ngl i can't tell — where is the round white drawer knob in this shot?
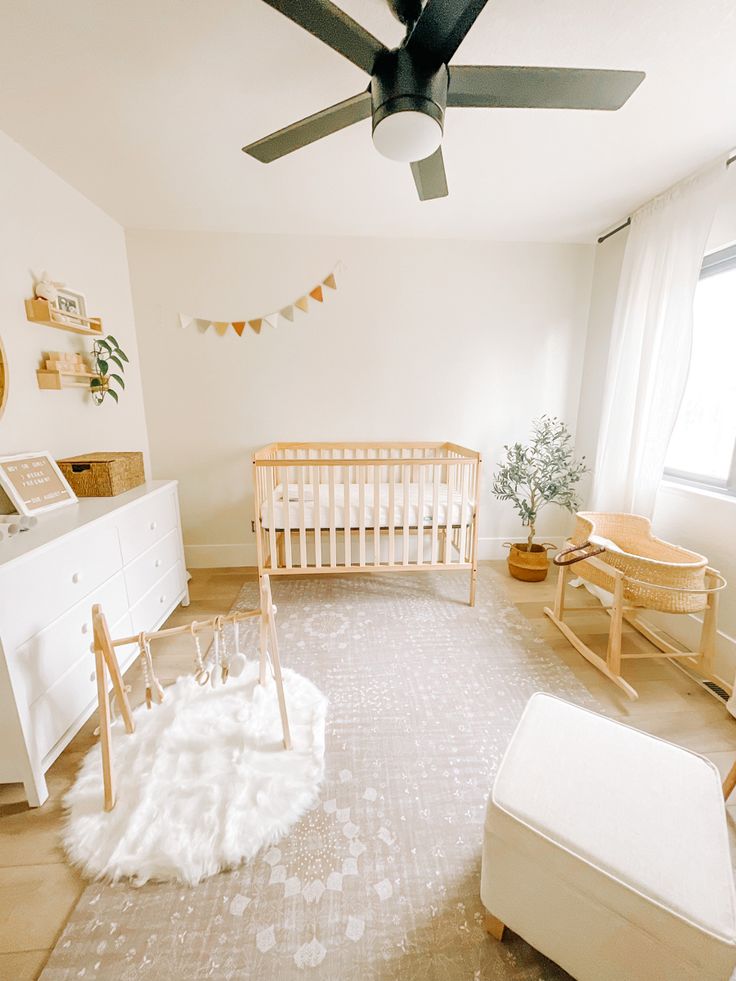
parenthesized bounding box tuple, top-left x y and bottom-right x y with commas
(72, 572, 82, 584)
(81, 623, 89, 635)
(155, 558, 162, 568)
(149, 521, 157, 531)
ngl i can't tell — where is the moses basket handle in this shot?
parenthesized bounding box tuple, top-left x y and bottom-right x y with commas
(553, 540, 606, 566)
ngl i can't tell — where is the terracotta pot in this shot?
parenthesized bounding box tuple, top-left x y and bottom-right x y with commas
(505, 543, 554, 582)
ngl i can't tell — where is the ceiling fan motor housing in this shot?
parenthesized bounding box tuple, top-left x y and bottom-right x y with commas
(371, 48, 448, 139)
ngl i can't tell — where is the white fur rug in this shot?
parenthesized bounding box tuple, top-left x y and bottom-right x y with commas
(62, 663, 327, 886)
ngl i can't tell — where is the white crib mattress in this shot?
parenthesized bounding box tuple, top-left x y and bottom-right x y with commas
(260, 483, 474, 531)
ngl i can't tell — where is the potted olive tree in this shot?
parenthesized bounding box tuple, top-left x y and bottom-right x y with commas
(492, 416, 586, 582)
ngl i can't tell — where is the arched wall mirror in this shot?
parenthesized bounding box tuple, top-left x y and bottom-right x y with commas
(0, 337, 6, 420)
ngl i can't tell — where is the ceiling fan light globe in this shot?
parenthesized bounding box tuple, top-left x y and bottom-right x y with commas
(372, 110, 442, 163)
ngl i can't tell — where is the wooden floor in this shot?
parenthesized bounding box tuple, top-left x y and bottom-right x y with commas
(2, 562, 736, 980)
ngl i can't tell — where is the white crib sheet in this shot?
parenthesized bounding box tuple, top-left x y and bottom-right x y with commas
(260, 482, 474, 531)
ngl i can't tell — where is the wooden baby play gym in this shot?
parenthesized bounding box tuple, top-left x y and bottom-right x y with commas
(91, 574, 290, 811)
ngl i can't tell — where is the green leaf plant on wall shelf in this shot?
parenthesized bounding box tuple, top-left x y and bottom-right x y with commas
(90, 335, 128, 405)
(492, 415, 587, 582)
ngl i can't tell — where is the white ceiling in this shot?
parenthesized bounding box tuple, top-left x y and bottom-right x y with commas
(0, 0, 734, 242)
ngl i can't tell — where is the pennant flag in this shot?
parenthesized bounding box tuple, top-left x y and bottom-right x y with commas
(295, 296, 309, 313)
(309, 285, 324, 303)
(232, 321, 247, 337)
(214, 321, 229, 336)
(323, 272, 337, 290)
(178, 313, 194, 329)
(249, 319, 263, 334)
(264, 313, 279, 329)
(280, 305, 294, 322)
(195, 319, 211, 332)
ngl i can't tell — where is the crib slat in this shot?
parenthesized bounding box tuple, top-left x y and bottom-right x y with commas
(329, 463, 337, 568)
(283, 461, 292, 569)
(313, 465, 322, 569)
(444, 459, 454, 565)
(459, 462, 469, 563)
(298, 462, 307, 569)
(431, 463, 440, 564)
(268, 468, 278, 570)
(373, 461, 381, 567)
(402, 455, 410, 566)
(344, 469, 352, 568)
(359, 460, 366, 567)
(388, 458, 396, 565)
(417, 459, 425, 566)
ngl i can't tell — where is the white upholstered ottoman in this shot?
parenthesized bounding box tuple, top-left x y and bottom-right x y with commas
(481, 693, 736, 981)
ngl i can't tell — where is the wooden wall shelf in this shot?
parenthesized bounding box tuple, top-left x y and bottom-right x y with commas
(25, 298, 102, 336)
(36, 369, 104, 391)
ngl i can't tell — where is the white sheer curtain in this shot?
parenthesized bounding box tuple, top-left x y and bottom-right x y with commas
(590, 159, 728, 516)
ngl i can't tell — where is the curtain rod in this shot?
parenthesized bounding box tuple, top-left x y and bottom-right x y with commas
(597, 153, 736, 245)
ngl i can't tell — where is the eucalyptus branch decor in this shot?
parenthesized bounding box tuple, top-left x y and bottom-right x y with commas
(492, 416, 587, 581)
(90, 335, 128, 405)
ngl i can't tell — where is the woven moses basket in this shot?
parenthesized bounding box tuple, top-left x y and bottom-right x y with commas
(569, 511, 709, 614)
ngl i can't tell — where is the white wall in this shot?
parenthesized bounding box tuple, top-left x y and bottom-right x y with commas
(125, 229, 594, 567)
(578, 162, 736, 684)
(0, 130, 149, 467)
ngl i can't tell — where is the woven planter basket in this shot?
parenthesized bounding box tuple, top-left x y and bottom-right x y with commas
(569, 511, 708, 614)
(58, 452, 145, 497)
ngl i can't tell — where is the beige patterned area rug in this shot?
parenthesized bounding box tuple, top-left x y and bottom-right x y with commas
(44, 568, 597, 980)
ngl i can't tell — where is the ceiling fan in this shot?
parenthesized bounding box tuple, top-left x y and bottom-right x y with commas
(242, 0, 645, 201)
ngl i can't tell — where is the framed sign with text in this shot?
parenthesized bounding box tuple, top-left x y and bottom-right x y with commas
(0, 452, 77, 516)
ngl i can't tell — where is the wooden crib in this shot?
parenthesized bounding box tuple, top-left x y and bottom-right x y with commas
(252, 442, 482, 604)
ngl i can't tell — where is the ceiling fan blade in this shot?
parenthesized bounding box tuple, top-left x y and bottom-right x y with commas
(410, 146, 449, 200)
(243, 91, 372, 163)
(260, 0, 387, 74)
(405, 0, 490, 72)
(448, 65, 645, 110)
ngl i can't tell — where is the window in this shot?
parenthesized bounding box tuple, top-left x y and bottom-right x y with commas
(664, 244, 736, 493)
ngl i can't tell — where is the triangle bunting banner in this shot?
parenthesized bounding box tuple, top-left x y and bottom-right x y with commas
(176, 263, 339, 339)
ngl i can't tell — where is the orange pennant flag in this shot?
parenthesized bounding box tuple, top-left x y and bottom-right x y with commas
(214, 322, 229, 336)
(295, 296, 309, 313)
(309, 285, 324, 303)
(323, 272, 337, 290)
(249, 319, 263, 334)
(232, 321, 247, 337)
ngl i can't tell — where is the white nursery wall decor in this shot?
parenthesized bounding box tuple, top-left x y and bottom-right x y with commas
(178, 264, 340, 337)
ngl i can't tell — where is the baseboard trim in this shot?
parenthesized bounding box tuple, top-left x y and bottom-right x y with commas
(185, 544, 258, 568)
(186, 536, 566, 568)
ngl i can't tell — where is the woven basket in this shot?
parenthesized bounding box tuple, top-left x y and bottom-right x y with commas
(569, 512, 708, 614)
(57, 452, 145, 497)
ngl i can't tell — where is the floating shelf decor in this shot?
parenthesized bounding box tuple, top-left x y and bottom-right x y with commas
(36, 351, 104, 391)
(25, 298, 102, 336)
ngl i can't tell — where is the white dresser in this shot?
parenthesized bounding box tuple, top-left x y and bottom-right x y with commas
(0, 480, 189, 806)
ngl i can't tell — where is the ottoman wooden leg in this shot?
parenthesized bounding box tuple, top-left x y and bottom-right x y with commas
(484, 912, 506, 941)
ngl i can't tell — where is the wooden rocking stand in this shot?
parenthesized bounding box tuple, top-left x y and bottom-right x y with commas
(544, 550, 726, 703)
(92, 574, 291, 812)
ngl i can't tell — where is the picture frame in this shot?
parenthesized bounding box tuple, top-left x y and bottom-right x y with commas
(0, 451, 78, 517)
(53, 287, 87, 324)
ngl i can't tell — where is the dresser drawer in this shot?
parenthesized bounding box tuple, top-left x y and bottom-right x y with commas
(124, 529, 180, 608)
(129, 561, 185, 636)
(6, 521, 123, 646)
(30, 612, 135, 763)
(15, 574, 129, 708)
(117, 489, 178, 565)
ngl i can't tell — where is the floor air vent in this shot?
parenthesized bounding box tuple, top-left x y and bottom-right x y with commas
(702, 680, 730, 701)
